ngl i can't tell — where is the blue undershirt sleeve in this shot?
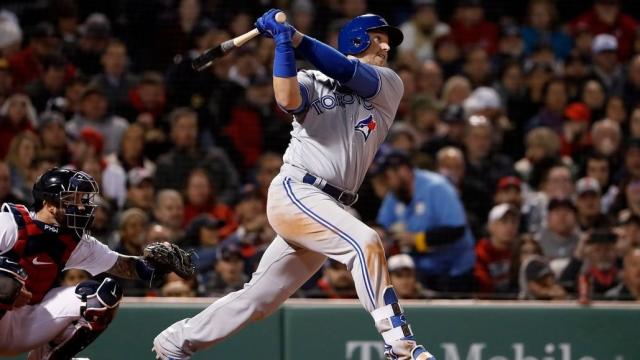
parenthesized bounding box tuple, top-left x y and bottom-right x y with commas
(296, 35, 379, 98)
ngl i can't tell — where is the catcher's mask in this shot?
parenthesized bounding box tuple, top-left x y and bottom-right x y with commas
(33, 168, 100, 237)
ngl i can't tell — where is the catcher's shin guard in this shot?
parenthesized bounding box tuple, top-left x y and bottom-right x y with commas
(372, 286, 436, 360)
(44, 278, 122, 360)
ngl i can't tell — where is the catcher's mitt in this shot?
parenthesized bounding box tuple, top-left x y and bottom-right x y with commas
(143, 242, 196, 279)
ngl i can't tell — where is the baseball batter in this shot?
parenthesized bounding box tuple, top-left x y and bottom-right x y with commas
(153, 9, 436, 360)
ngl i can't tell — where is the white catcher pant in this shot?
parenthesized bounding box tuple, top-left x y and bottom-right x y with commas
(0, 286, 82, 357)
(156, 168, 391, 355)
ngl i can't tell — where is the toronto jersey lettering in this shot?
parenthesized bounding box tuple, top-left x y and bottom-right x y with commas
(282, 65, 403, 193)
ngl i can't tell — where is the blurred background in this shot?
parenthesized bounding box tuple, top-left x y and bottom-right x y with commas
(1, 0, 640, 305)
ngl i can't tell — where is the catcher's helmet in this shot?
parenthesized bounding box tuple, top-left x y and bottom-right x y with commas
(338, 14, 404, 55)
(33, 168, 99, 236)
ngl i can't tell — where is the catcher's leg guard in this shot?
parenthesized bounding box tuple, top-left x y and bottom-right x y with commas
(43, 278, 122, 360)
(371, 286, 436, 360)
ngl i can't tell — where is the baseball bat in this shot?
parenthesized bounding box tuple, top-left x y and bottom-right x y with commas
(191, 11, 287, 71)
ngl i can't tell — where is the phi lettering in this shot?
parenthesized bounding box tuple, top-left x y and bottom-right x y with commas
(44, 224, 59, 233)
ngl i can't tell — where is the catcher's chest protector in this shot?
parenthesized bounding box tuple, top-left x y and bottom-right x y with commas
(2, 203, 81, 304)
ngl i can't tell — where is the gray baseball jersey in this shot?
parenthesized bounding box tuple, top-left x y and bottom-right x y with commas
(283, 66, 404, 192)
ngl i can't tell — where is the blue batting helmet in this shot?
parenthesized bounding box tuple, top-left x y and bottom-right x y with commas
(338, 14, 404, 55)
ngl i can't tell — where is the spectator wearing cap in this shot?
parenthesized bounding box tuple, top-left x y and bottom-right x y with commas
(103, 123, 155, 208)
(305, 259, 358, 299)
(154, 108, 240, 205)
(0, 94, 37, 159)
(525, 78, 569, 135)
(560, 229, 619, 298)
(68, 13, 112, 76)
(605, 248, 640, 301)
(463, 115, 514, 197)
(8, 22, 70, 90)
(560, 102, 591, 158)
(575, 177, 610, 232)
(494, 176, 528, 233)
(179, 214, 224, 271)
(397, 0, 450, 64)
(90, 39, 139, 116)
(570, 0, 638, 61)
(66, 85, 128, 154)
(201, 243, 249, 297)
(518, 256, 567, 300)
(377, 151, 475, 293)
(436, 146, 491, 238)
(67, 127, 104, 173)
(591, 34, 625, 96)
(535, 198, 580, 266)
(623, 55, 640, 112)
(388, 254, 431, 300)
(494, 23, 525, 69)
(24, 54, 68, 112)
(123, 167, 155, 214)
(494, 176, 523, 210)
(449, 0, 498, 55)
(114, 207, 153, 296)
(520, 0, 572, 59)
(475, 204, 520, 296)
(153, 189, 186, 241)
(182, 167, 238, 239)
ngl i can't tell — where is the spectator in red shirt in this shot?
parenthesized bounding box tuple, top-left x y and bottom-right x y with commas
(8, 22, 73, 90)
(450, 0, 498, 55)
(569, 0, 638, 61)
(475, 203, 520, 296)
(182, 167, 238, 239)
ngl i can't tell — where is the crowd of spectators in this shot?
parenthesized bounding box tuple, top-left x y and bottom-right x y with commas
(1, 0, 640, 302)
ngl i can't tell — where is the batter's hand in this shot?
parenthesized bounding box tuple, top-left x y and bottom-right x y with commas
(255, 9, 294, 39)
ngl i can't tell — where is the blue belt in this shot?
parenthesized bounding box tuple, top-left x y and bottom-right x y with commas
(302, 173, 359, 206)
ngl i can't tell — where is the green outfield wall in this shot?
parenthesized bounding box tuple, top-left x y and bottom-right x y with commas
(5, 300, 639, 360)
